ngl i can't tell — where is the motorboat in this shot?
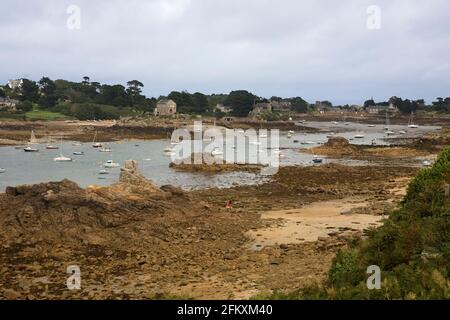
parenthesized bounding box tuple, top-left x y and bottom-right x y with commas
(354, 134, 365, 139)
(99, 147, 112, 152)
(422, 160, 432, 167)
(399, 130, 407, 134)
(386, 130, 395, 135)
(368, 124, 376, 128)
(24, 146, 39, 152)
(99, 169, 109, 175)
(0, 168, 5, 173)
(312, 155, 323, 163)
(46, 145, 59, 150)
(73, 151, 84, 156)
(54, 155, 73, 162)
(104, 160, 120, 168)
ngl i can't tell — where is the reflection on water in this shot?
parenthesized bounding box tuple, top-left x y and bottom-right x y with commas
(0, 122, 440, 191)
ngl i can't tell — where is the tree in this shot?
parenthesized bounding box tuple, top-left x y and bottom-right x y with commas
(16, 100, 33, 112)
(20, 79, 39, 103)
(223, 90, 255, 117)
(126, 80, 144, 97)
(168, 91, 193, 113)
(0, 87, 5, 98)
(364, 99, 376, 108)
(37, 77, 57, 108)
(290, 97, 309, 113)
(82, 76, 90, 85)
(191, 92, 209, 114)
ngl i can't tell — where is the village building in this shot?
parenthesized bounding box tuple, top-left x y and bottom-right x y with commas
(366, 102, 399, 114)
(154, 99, 177, 116)
(248, 102, 272, 117)
(215, 104, 232, 114)
(0, 97, 19, 112)
(270, 100, 292, 111)
(7, 79, 23, 90)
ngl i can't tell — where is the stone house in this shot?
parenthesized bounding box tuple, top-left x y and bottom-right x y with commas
(154, 99, 177, 116)
(270, 100, 292, 111)
(0, 97, 19, 112)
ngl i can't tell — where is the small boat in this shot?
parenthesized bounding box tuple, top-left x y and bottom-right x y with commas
(99, 169, 109, 175)
(72, 142, 82, 147)
(24, 146, 39, 152)
(386, 130, 395, 135)
(92, 131, 102, 148)
(104, 160, 120, 168)
(54, 155, 73, 162)
(332, 121, 339, 125)
(288, 130, 295, 134)
(422, 160, 432, 167)
(46, 145, 59, 150)
(301, 141, 315, 145)
(312, 155, 323, 163)
(99, 147, 112, 152)
(399, 130, 407, 134)
(326, 133, 335, 138)
(73, 151, 84, 156)
(293, 140, 299, 143)
(354, 134, 365, 139)
(0, 168, 5, 173)
(344, 122, 350, 126)
(287, 133, 293, 139)
(408, 112, 419, 128)
(211, 148, 223, 156)
(164, 147, 175, 153)
(54, 136, 73, 162)
(367, 124, 376, 128)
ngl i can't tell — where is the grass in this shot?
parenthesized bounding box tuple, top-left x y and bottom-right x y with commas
(25, 108, 70, 121)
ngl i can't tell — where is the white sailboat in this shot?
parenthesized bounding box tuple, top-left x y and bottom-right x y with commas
(24, 130, 39, 152)
(408, 112, 419, 128)
(46, 136, 59, 149)
(92, 131, 102, 148)
(54, 137, 73, 162)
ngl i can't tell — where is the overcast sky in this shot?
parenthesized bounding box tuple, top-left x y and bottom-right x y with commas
(1, 0, 449, 104)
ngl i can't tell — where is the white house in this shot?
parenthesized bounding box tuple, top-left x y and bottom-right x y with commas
(7, 79, 23, 90)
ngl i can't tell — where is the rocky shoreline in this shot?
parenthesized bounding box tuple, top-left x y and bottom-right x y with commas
(0, 159, 418, 299)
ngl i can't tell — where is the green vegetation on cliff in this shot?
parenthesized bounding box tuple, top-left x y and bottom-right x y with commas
(267, 147, 450, 299)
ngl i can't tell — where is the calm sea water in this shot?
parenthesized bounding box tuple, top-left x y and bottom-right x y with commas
(0, 122, 440, 191)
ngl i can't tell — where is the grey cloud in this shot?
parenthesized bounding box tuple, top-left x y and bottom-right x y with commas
(0, 0, 449, 104)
